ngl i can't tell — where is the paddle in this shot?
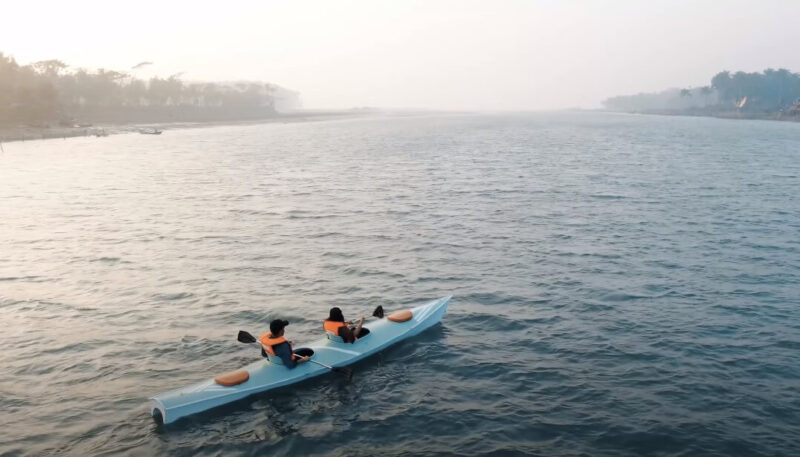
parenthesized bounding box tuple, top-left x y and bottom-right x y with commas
(346, 305, 384, 324)
(237, 330, 353, 380)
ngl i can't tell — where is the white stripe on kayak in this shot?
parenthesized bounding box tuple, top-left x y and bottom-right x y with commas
(323, 347, 360, 356)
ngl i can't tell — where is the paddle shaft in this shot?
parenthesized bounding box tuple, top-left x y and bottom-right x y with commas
(245, 340, 321, 364)
(346, 306, 385, 326)
(307, 359, 336, 370)
(246, 340, 347, 372)
(345, 304, 385, 324)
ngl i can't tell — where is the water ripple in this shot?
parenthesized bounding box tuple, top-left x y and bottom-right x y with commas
(1, 113, 799, 456)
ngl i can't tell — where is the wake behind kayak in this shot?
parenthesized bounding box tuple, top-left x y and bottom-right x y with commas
(149, 296, 451, 424)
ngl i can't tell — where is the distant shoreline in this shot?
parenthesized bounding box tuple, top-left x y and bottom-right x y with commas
(0, 110, 368, 144)
(601, 109, 800, 124)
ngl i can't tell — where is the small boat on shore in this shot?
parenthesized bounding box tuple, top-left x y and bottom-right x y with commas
(139, 127, 162, 135)
(149, 296, 451, 424)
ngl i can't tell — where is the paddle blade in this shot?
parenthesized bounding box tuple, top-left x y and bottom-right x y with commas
(372, 305, 384, 319)
(237, 330, 258, 344)
(332, 366, 353, 381)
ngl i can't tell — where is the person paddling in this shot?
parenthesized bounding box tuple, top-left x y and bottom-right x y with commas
(324, 307, 368, 343)
(259, 319, 311, 368)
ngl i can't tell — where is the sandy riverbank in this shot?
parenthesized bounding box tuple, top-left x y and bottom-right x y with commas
(0, 110, 368, 144)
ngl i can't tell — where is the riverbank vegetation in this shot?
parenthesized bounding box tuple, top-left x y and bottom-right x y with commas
(0, 52, 301, 126)
(604, 68, 800, 119)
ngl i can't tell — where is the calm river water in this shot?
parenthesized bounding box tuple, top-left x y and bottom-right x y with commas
(1, 112, 799, 456)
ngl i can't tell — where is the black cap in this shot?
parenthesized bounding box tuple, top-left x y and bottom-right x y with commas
(270, 319, 289, 334)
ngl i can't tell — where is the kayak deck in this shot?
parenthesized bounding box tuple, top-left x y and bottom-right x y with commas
(150, 296, 451, 424)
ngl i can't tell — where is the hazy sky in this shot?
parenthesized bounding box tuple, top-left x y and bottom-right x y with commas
(4, 0, 800, 110)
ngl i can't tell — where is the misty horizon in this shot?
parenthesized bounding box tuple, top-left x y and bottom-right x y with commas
(4, 0, 800, 111)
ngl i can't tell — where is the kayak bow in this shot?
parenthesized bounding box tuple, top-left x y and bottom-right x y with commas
(149, 296, 451, 424)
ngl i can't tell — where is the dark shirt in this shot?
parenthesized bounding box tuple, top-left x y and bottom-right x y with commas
(338, 326, 356, 343)
(262, 341, 297, 368)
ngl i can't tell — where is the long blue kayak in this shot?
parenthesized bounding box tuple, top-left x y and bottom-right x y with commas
(149, 296, 451, 424)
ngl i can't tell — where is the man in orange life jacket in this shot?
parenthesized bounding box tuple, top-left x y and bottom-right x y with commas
(259, 319, 311, 368)
(324, 307, 367, 343)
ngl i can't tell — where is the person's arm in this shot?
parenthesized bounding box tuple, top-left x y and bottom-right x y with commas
(352, 317, 365, 340)
(274, 342, 299, 368)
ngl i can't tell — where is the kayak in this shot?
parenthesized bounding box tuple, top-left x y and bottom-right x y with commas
(149, 296, 451, 424)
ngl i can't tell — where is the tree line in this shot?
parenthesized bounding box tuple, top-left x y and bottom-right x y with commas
(711, 69, 800, 112)
(0, 52, 300, 125)
(604, 68, 800, 115)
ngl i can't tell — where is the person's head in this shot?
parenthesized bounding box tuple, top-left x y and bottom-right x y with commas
(328, 307, 344, 322)
(270, 319, 289, 336)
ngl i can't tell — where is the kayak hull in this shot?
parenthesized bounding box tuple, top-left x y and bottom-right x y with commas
(150, 296, 450, 424)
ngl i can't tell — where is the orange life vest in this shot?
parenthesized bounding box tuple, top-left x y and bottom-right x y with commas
(259, 333, 295, 359)
(323, 320, 346, 334)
